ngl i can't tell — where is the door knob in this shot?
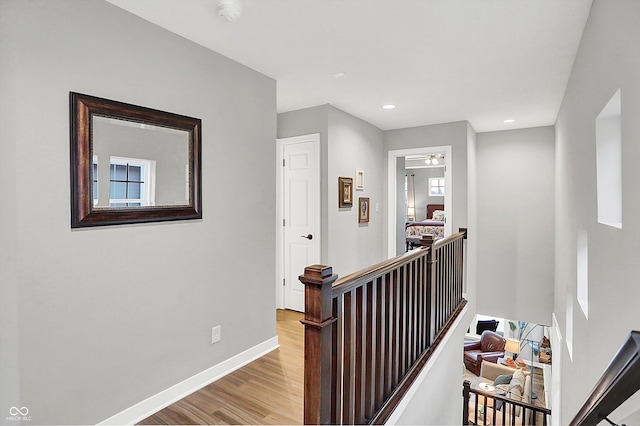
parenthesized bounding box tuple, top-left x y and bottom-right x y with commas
(300, 234, 313, 240)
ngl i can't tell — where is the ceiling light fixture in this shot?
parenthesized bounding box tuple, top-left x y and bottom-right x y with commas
(382, 104, 396, 110)
(217, 0, 241, 22)
(503, 119, 516, 124)
(424, 154, 441, 165)
(332, 72, 347, 79)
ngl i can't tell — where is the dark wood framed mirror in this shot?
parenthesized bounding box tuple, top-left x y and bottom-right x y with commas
(70, 92, 202, 228)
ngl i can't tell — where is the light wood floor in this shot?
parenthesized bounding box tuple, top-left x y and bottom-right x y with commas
(138, 309, 304, 425)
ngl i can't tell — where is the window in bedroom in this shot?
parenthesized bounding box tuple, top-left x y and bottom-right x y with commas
(429, 177, 445, 196)
(596, 88, 622, 228)
(109, 156, 156, 207)
(577, 229, 589, 319)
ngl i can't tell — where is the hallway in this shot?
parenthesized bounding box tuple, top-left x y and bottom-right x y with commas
(139, 310, 304, 425)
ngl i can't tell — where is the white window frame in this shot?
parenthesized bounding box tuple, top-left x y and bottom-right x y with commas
(92, 155, 99, 206)
(109, 156, 156, 207)
(429, 177, 445, 196)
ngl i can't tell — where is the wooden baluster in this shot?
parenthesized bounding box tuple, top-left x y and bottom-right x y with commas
(416, 256, 424, 354)
(299, 265, 338, 425)
(343, 289, 356, 424)
(385, 272, 395, 397)
(365, 280, 376, 420)
(354, 286, 365, 424)
(407, 260, 416, 364)
(390, 268, 400, 389)
(374, 276, 385, 410)
(420, 234, 436, 346)
(462, 380, 471, 425)
(331, 296, 343, 424)
(399, 264, 407, 377)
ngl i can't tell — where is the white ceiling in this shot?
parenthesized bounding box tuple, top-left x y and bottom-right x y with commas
(105, 0, 592, 132)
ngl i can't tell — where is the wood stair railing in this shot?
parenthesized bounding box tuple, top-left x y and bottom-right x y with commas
(570, 330, 640, 426)
(299, 229, 468, 425)
(463, 380, 551, 425)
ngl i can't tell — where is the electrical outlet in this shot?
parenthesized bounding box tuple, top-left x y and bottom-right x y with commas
(211, 325, 221, 344)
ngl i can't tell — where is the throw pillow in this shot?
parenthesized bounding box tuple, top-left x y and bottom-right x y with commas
(509, 368, 526, 396)
(493, 374, 513, 386)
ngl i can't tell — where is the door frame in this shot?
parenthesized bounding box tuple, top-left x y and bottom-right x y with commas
(276, 133, 321, 310)
(387, 145, 452, 258)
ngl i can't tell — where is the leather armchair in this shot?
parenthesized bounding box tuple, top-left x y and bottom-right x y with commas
(463, 330, 506, 376)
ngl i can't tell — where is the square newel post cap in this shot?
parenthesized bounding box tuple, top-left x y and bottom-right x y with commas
(299, 264, 338, 286)
(420, 234, 434, 247)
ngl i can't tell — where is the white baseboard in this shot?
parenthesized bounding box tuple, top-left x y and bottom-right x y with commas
(98, 336, 279, 425)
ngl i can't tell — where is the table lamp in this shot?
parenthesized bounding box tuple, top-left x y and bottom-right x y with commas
(505, 338, 520, 361)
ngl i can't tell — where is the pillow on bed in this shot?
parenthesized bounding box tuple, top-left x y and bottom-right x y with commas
(432, 210, 445, 221)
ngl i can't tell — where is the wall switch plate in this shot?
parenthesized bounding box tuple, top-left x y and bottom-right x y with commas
(212, 325, 221, 344)
(376, 203, 380, 212)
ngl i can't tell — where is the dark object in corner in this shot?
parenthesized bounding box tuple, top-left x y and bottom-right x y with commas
(476, 319, 499, 335)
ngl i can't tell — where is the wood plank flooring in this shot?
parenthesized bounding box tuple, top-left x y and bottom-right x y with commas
(138, 309, 304, 425)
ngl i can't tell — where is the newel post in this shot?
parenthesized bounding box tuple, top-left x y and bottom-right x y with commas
(421, 235, 437, 345)
(299, 265, 338, 425)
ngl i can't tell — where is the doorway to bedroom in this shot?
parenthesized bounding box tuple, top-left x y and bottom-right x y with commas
(387, 146, 452, 257)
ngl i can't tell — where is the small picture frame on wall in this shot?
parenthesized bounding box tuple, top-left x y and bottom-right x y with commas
(358, 197, 370, 223)
(355, 168, 365, 190)
(339, 177, 353, 207)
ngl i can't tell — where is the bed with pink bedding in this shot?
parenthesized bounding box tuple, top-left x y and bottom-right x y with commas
(405, 204, 445, 249)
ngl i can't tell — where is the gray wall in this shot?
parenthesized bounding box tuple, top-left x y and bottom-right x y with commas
(327, 106, 385, 275)
(554, 0, 640, 423)
(278, 105, 386, 276)
(0, 1, 276, 424)
(476, 126, 555, 324)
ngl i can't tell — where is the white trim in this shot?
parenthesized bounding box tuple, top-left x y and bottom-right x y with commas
(109, 156, 157, 206)
(551, 313, 562, 426)
(275, 133, 321, 310)
(98, 336, 279, 425)
(384, 304, 468, 425)
(387, 146, 452, 258)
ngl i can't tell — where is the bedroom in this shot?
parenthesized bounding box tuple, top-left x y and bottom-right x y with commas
(403, 152, 447, 251)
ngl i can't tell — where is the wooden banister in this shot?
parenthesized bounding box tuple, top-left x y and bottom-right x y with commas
(570, 331, 640, 426)
(300, 229, 468, 424)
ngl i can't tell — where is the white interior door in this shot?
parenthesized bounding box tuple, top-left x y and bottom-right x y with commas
(277, 134, 320, 312)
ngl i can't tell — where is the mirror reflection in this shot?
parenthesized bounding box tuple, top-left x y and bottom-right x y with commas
(92, 116, 190, 208)
(70, 92, 202, 228)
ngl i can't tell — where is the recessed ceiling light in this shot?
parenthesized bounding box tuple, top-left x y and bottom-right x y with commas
(503, 119, 516, 124)
(382, 104, 397, 110)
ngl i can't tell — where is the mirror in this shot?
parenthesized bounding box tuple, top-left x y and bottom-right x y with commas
(70, 92, 202, 227)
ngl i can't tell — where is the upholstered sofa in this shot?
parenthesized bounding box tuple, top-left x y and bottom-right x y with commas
(463, 330, 506, 376)
(479, 361, 532, 408)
